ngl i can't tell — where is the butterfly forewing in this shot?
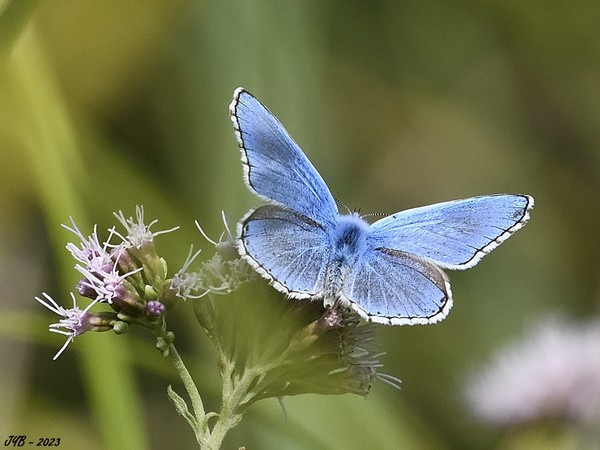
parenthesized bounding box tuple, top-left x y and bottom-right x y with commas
(369, 194, 533, 270)
(230, 88, 338, 228)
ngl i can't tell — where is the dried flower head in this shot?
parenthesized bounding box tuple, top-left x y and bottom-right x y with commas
(171, 213, 255, 300)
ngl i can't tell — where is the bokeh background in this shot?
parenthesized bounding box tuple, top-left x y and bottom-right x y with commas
(1, 0, 599, 449)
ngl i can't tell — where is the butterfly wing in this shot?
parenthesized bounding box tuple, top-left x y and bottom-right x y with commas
(238, 205, 331, 298)
(230, 88, 338, 228)
(369, 194, 533, 269)
(341, 247, 452, 325)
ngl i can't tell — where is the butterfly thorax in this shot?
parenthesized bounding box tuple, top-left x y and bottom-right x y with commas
(330, 213, 371, 263)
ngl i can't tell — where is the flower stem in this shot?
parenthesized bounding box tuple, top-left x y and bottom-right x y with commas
(203, 357, 257, 450)
(166, 342, 210, 446)
(166, 339, 255, 449)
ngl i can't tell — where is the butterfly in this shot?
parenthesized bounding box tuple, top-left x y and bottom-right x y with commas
(229, 87, 534, 325)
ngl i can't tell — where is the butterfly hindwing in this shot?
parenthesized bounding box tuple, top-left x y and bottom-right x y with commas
(238, 205, 332, 298)
(341, 247, 452, 325)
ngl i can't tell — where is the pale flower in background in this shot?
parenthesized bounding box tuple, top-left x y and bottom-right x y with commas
(466, 317, 600, 425)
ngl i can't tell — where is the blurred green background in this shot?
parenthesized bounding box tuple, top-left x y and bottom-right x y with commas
(1, 0, 599, 448)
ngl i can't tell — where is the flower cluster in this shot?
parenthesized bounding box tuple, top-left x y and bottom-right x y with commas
(36, 206, 198, 359)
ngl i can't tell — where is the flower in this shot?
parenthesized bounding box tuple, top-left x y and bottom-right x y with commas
(74, 257, 143, 306)
(171, 213, 255, 300)
(195, 211, 239, 262)
(35, 292, 117, 360)
(63, 217, 143, 305)
(113, 205, 179, 250)
(112, 206, 178, 288)
(170, 245, 206, 299)
(62, 219, 115, 274)
(465, 316, 600, 425)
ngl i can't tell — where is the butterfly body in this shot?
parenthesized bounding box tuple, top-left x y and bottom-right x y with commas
(230, 87, 533, 325)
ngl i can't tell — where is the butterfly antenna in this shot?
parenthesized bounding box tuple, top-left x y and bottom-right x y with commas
(334, 197, 353, 215)
(362, 212, 388, 219)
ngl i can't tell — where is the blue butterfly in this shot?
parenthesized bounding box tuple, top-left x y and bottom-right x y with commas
(230, 88, 534, 325)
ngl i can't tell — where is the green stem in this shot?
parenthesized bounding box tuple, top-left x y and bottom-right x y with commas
(166, 343, 209, 444)
(166, 337, 253, 449)
(203, 357, 259, 449)
(165, 302, 262, 449)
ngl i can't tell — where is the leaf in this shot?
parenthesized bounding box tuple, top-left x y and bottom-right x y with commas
(167, 385, 197, 429)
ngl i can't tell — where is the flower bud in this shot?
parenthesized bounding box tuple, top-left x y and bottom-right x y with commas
(113, 320, 129, 335)
(146, 300, 166, 320)
(110, 282, 145, 316)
